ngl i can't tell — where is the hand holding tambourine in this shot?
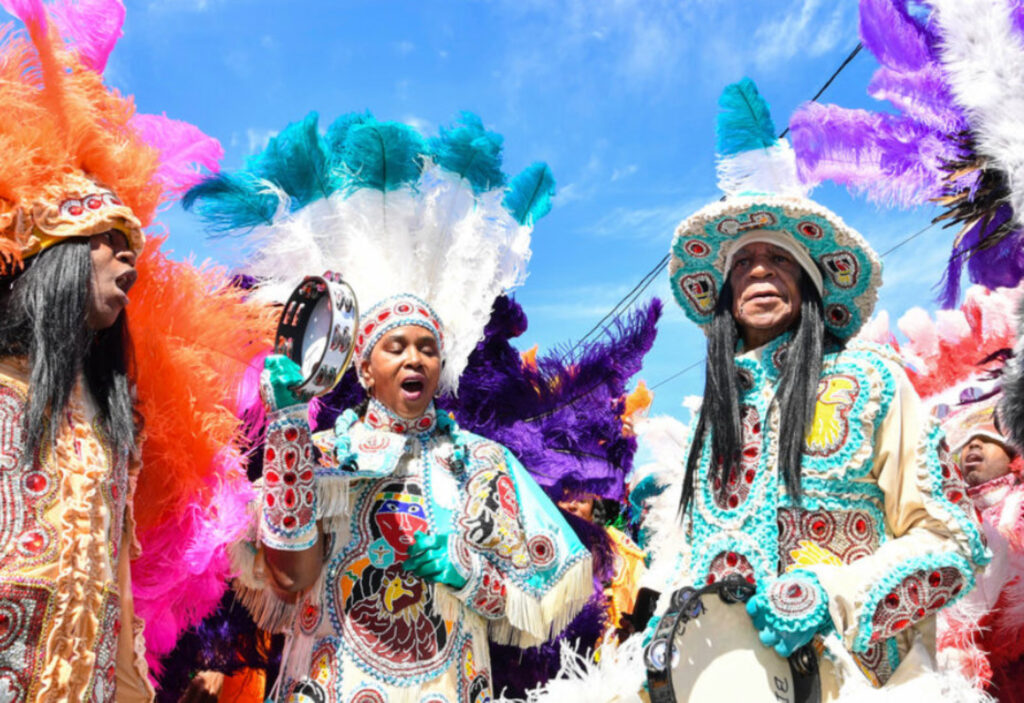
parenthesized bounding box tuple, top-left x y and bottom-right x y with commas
(260, 271, 359, 409)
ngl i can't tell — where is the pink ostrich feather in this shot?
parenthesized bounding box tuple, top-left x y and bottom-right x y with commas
(133, 455, 256, 675)
(131, 113, 224, 195)
(1, 0, 125, 72)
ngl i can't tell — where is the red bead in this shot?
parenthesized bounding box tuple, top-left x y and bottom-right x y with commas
(266, 447, 276, 462)
(812, 519, 826, 534)
(728, 495, 739, 508)
(744, 470, 755, 483)
(929, 572, 941, 587)
(86, 197, 102, 209)
(707, 573, 717, 584)
(855, 518, 867, 533)
(266, 493, 276, 507)
(69, 205, 83, 216)
(885, 593, 900, 608)
(787, 584, 803, 598)
(283, 472, 297, 485)
(726, 552, 738, 567)
(24, 472, 47, 492)
(284, 428, 299, 442)
(299, 470, 314, 482)
(283, 515, 297, 528)
(284, 489, 296, 508)
(265, 470, 280, 485)
(284, 451, 297, 470)
(948, 491, 963, 503)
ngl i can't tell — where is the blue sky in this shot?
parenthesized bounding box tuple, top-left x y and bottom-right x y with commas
(99, 0, 952, 421)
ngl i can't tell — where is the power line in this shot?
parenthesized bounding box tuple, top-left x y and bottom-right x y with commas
(646, 220, 940, 391)
(564, 41, 865, 361)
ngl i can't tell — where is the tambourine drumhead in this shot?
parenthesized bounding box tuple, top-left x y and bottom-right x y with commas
(300, 295, 332, 379)
(275, 271, 358, 399)
(671, 597, 796, 703)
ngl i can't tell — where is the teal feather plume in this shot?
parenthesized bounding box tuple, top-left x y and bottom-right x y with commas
(324, 111, 373, 180)
(503, 162, 555, 225)
(716, 78, 778, 156)
(340, 120, 427, 192)
(181, 172, 279, 233)
(246, 112, 335, 209)
(430, 111, 506, 194)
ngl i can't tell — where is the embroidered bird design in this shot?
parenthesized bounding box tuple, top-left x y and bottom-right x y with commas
(805, 374, 858, 456)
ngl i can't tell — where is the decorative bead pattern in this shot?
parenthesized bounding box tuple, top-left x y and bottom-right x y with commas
(260, 408, 318, 550)
(0, 580, 53, 703)
(764, 571, 830, 634)
(668, 196, 882, 341)
(868, 566, 965, 644)
(854, 553, 974, 652)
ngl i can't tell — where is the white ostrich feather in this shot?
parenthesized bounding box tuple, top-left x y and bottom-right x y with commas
(236, 162, 533, 394)
(928, 0, 1024, 228)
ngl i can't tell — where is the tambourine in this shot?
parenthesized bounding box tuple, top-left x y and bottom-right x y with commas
(274, 271, 359, 400)
(645, 575, 820, 703)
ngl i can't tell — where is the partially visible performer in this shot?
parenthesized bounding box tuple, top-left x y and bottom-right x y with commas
(190, 111, 591, 701)
(939, 398, 1024, 701)
(0, 11, 154, 698)
(649, 79, 989, 698)
(0, 2, 264, 700)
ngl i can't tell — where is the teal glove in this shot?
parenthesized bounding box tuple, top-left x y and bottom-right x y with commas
(402, 532, 469, 590)
(260, 354, 305, 410)
(746, 570, 832, 658)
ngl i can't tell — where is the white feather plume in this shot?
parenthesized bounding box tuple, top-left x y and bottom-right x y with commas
(235, 161, 533, 394)
(928, 0, 1024, 228)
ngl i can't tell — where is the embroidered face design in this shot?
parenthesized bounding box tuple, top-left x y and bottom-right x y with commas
(680, 272, 717, 314)
(373, 489, 429, 559)
(820, 251, 859, 289)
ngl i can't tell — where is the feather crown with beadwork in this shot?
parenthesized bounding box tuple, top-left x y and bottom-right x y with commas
(669, 78, 882, 341)
(184, 111, 555, 395)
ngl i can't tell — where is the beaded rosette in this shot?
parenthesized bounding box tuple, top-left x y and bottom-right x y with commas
(669, 194, 882, 341)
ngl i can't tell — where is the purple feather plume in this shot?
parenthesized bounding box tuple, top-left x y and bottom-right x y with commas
(444, 295, 662, 502)
(790, 0, 1021, 306)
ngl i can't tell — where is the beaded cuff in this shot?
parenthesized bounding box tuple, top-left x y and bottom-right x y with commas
(763, 569, 831, 636)
(260, 406, 319, 551)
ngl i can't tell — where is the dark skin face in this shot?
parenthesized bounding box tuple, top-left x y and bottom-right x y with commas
(360, 325, 442, 419)
(86, 229, 137, 330)
(729, 241, 803, 350)
(557, 495, 595, 522)
(962, 435, 1015, 486)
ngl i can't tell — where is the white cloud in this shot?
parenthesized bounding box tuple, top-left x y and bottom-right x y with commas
(402, 114, 433, 133)
(394, 40, 415, 56)
(246, 128, 276, 154)
(587, 193, 713, 243)
(610, 164, 639, 182)
(752, 0, 855, 69)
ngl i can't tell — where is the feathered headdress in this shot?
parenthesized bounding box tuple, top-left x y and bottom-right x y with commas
(789, 0, 1024, 307)
(0, 0, 220, 270)
(184, 111, 555, 394)
(670, 78, 882, 341)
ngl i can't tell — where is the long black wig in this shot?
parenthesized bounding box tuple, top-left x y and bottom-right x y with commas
(0, 239, 136, 464)
(680, 271, 838, 514)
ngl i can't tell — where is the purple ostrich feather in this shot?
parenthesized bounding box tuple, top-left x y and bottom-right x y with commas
(445, 295, 662, 503)
(790, 0, 1023, 306)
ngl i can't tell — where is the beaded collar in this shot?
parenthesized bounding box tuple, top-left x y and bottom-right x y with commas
(736, 331, 792, 383)
(364, 397, 438, 436)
